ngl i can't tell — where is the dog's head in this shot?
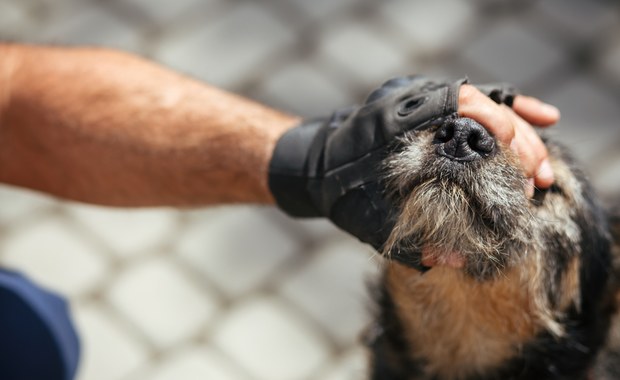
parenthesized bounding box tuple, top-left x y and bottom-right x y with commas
(384, 117, 610, 285)
(375, 117, 616, 378)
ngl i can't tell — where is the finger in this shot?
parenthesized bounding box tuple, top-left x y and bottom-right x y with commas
(535, 159, 554, 189)
(460, 85, 555, 192)
(513, 108, 546, 168)
(525, 178, 535, 198)
(514, 114, 553, 188)
(507, 107, 554, 189)
(458, 85, 516, 144)
(512, 95, 560, 127)
(510, 121, 539, 179)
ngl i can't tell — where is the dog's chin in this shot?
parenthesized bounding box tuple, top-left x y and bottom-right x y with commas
(411, 239, 520, 280)
(384, 136, 535, 278)
(386, 180, 531, 279)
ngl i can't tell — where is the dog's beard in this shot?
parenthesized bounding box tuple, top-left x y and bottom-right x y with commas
(384, 152, 534, 280)
(380, 135, 599, 358)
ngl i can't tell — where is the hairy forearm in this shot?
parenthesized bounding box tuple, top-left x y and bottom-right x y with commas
(0, 44, 299, 206)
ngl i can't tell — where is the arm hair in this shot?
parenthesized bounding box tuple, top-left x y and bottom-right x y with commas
(0, 44, 299, 207)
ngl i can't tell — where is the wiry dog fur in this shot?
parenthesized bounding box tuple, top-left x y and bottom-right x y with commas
(368, 118, 619, 380)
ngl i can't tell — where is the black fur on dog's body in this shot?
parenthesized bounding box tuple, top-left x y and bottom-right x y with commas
(368, 118, 620, 380)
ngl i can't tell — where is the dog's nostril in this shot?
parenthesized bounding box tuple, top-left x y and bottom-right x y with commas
(467, 129, 495, 154)
(435, 118, 496, 162)
(435, 122, 454, 143)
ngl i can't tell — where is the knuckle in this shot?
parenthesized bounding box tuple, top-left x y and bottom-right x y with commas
(458, 84, 479, 104)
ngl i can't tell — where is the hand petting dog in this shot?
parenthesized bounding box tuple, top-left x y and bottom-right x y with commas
(458, 84, 560, 196)
(269, 76, 561, 255)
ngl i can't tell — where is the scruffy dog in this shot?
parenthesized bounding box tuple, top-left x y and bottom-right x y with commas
(367, 117, 620, 380)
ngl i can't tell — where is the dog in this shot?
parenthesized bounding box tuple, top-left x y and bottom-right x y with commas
(365, 117, 620, 380)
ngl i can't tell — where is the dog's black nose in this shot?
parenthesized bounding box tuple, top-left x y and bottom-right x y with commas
(435, 118, 495, 162)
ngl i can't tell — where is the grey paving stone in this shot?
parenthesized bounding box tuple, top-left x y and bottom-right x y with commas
(212, 296, 330, 380)
(66, 204, 180, 258)
(293, 218, 350, 244)
(1, 217, 109, 297)
(107, 257, 219, 349)
(12, 0, 78, 7)
(182, 205, 247, 225)
(461, 22, 566, 85)
(0, 185, 56, 226)
(279, 238, 380, 346)
(287, 0, 359, 21)
(34, 2, 145, 52)
(142, 346, 250, 380)
(74, 304, 149, 380)
(114, 0, 213, 25)
(532, 0, 619, 40)
(0, 1, 33, 39)
(381, 0, 476, 55)
(317, 22, 408, 87)
(256, 61, 353, 118)
(155, 3, 294, 88)
(175, 206, 300, 297)
(314, 348, 369, 380)
(544, 77, 620, 163)
(600, 36, 620, 82)
(594, 156, 620, 196)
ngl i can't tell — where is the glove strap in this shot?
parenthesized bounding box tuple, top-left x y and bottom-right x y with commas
(475, 82, 518, 106)
(269, 119, 324, 217)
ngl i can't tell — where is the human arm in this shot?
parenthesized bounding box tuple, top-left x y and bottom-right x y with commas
(0, 44, 298, 207)
(0, 45, 557, 213)
(269, 76, 560, 254)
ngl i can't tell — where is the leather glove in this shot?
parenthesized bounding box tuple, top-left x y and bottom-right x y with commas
(269, 75, 517, 268)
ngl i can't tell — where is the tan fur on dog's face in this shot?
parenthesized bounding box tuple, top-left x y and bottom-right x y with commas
(373, 119, 613, 380)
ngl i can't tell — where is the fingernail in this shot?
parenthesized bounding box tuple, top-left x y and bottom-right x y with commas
(537, 159, 554, 183)
(526, 178, 535, 198)
(541, 103, 560, 119)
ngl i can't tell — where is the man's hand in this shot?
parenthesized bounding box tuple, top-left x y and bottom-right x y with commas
(459, 85, 559, 197)
(269, 76, 560, 254)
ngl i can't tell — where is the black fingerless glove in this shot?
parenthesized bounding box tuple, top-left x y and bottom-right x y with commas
(476, 82, 518, 107)
(269, 75, 517, 265)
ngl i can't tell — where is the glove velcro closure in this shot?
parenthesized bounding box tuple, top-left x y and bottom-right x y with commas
(269, 120, 324, 217)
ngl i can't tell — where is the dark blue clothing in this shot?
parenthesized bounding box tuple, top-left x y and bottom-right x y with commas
(0, 269, 80, 380)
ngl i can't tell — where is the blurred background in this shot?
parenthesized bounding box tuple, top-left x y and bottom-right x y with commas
(0, 0, 619, 379)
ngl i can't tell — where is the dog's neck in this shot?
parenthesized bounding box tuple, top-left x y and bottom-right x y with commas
(382, 262, 540, 379)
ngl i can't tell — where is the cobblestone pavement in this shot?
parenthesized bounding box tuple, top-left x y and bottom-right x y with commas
(0, 0, 619, 379)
